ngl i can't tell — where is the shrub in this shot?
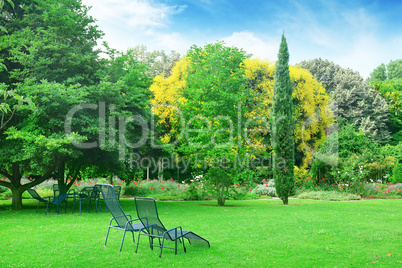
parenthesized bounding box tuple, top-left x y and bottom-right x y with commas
(392, 162, 402, 183)
(0, 186, 12, 200)
(297, 191, 361, 201)
(251, 180, 276, 197)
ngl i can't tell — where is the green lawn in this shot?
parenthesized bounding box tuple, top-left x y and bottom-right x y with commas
(0, 198, 401, 267)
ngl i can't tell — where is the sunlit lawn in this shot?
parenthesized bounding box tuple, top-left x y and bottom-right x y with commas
(0, 198, 401, 267)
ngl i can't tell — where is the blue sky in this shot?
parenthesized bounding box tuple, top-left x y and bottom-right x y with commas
(82, 0, 402, 79)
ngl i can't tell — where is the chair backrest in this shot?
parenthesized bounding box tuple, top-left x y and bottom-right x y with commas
(51, 194, 68, 205)
(114, 186, 121, 199)
(27, 188, 46, 202)
(80, 187, 96, 199)
(134, 197, 167, 236)
(99, 184, 130, 228)
(53, 184, 60, 197)
(94, 184, 101, 199)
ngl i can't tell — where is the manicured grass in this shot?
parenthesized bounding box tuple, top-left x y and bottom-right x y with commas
(0, 198, 401, 267)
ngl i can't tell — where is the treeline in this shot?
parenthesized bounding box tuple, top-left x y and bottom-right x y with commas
(0, 0, 401, 209)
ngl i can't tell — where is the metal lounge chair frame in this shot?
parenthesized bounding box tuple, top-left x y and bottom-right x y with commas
(134, 197, 210, 257)
(99, 184, 146, 251)
(72, 186, 97, 215)
(94, 185, 121, 213)
(27, 188, 68, 214)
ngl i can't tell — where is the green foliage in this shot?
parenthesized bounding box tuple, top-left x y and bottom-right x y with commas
(171, 42, 256, 205)
(392, 163, 402, 183)
(272, 35, 295, 205)
(364, 182, 402, 198)
(369, 78, 402, 144)
(380, 143, 402, 164)
(368, 63, 387, 82)
(251, 179, 276, 197)
(0, 0, 153, 209)
(298, 58, 390, 144)
(124, 45, 181, 78)
(368, 59, 402, 81)
(0, 0, 103, 86)
(387, 59, 402, 80)
(296, 191, 361, 201)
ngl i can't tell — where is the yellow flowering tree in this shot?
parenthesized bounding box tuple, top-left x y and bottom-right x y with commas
(245, 58, 333, 167)
(150, 44, 333, 195)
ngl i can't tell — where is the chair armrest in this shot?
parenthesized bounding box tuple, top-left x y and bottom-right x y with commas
(109, 213, 133, 226)
(162, 226, 183, 239)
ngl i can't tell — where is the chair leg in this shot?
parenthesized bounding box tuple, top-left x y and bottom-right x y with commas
(45, 202, 50, 215)
(182, 237, 186, 253)
(120, 229, 127, 251)
(159, 238, 165, 258)
(36, 202, 40, 213)
(135, 233, 141, 253)
(72, 199, 76, 214)
(105, 226, 111, 247)
(149, 237, 153, 250)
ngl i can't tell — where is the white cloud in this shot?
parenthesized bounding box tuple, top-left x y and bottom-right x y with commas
(223, 31, 279, 61)
(83, 0, 186, 29)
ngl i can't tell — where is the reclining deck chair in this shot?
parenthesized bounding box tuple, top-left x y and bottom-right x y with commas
(95, 185, 121, 213)
(134, 197, 210, 257)
(99, 184, 146, 251)
(27, 188, 68, 214)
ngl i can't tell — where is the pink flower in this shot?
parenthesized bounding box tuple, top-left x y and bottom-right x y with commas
(149, 187, 154, 191)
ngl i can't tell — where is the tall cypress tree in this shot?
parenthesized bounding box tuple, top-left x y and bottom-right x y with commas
(271, 34, 295, 205)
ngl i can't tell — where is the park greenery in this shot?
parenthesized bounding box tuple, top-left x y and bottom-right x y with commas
(0, 0, 402, 211)
(0, 198, 401, 266)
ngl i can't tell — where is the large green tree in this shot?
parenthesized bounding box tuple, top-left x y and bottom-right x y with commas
(0, 0, 103, 87)
(151, 42, 258, 205)
(298, 58, 390, 144)
(271, 35, 295, 205)
(368, 59, 402, 82)
(0, 0, 103, 209)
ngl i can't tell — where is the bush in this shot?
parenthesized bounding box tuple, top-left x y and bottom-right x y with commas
(251, 180, 276, 197)
(0, 186, 12, 200)
(297, 190, 361, 201)
(392, 162, 402, 183)
(363, 182, 402, 198)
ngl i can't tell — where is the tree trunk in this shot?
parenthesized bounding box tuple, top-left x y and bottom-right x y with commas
(281, 196, 289, 205)
(56, 159, 66, 194)
(108, 174, 113, 185)
(217, 197, 225, 206)
(11, 188, 23, 210)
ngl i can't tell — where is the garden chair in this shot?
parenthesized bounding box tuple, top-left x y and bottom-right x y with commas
(99, 184, 146, 251)
(134, 197, 210, 257)
(95, 185, 121, 212)
(27, 188, 68, 214)
(114, 186, 121, 200)
(53, 184, 76, 203)
(72, 186, 96, 215)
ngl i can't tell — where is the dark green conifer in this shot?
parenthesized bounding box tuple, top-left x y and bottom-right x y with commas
(271, 34, 295, 205)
